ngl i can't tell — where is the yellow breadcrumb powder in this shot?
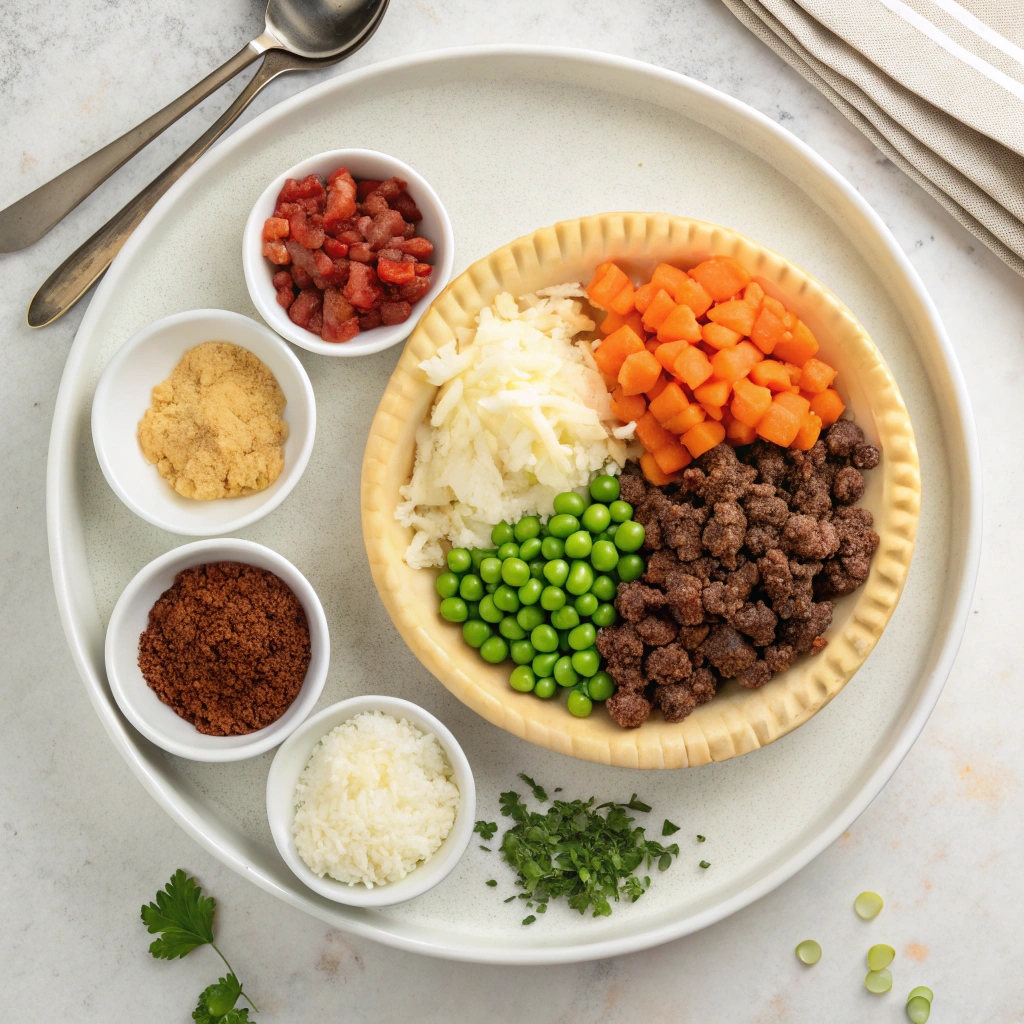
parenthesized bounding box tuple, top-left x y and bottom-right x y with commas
(138, 342, 289, 500)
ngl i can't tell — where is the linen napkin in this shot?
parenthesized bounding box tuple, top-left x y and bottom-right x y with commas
(720, 0, 1024, 276)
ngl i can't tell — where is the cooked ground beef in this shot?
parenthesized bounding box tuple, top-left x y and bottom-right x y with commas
(601, 422, 880, 728)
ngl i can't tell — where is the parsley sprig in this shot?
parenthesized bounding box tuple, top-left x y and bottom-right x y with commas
(488, 782, 679, 919)
(141, 870, 259, 1022)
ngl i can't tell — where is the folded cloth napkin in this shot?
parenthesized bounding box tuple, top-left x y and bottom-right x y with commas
(721, 0, 1024, 275)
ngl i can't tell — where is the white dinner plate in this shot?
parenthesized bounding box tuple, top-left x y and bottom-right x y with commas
(47, 46, 979, 964)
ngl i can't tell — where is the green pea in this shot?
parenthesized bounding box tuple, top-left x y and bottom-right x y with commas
(613, 520, 645, 552)
(592, 531, 612, 545)
(541, 536, 565, 560)
(568, 623, 596, 651)
(906, 997, 931, 1024)
(566, 560, 594, 596)
(548, 514, 580, 539)
(591, 602, 618, 627)
(617, 554, 645, 582)
(479, 635, 508, 663)
(609, 500, 633, 523)
(795, 940, 822, 965)
(490, 521, 514, 546)
(466, 601, 480, 619)
(587, 670, 614, 701)
(606, 522, 619, 538)
(590, 539, 619, 572)
(558, 629, 572, 652)
(528, 559, 546, 580)
(534, 677, 557, 699)
(574, 592, 598, 617)
(518, 537, 542, 562)
(447, 548, 472, 573)
(553, 656, 578, 687)
(564, 530, 593, 559)
(516, 605, 545, 632)
(532, 652, 560, 677)
(581, 503, 611, 534)
(436, 572, 460, 598)
(553, 491, 586, 517)
(459, 574, 484, 601)
(499, 616, 527, 641)
(479, 557, 503, 584)
(493, 585, 520, 613)
(485, 582, 498, 594)
(501, 557, 530, 587)
(591, 575, 617, 602)
(530, 623, 559, 653)
(462, 620, 492, 648)
(543, 559, 569, 587)
(865, 969, 892, 995)
(550, 605, 580, 631)
(478, 594, 503, 623)
(514, 516, 541, 542)
(589, 474, 620, 503)
(497, 541, 520, 560)
(567, 689, 593, 717)
(470, 547, 494, 570)
(439, 597, 468, 622)
(867, 945, 895, 971)
(509, 665, 536, 692)
(571, 647, 599, 676)
(854, 891, 884, 920)
(518, 578, 543, 606)
(540, 586, 566, 611)
(510, 639, 536, 665)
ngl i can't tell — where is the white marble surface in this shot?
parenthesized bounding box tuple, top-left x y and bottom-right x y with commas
(1, 1, 1020, 1021)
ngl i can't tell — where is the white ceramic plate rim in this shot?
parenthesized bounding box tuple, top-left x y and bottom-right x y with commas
(46, 45, 981, 964)
(266, 695, 476, 906)
(90, 308, 316, 535)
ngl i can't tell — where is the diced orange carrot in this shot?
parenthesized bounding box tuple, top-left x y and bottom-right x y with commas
(707, 299, 757, 336)
(674, 276, 713, 318)
(750, 307, 785, 354)
(725, 417, 758, 446)
(608, 279, 635, 315)
(756, 401, 801, 446)
(618, 349, 662, 396)
(688, 257, 751, 302)
(773, 319, 819, 365)
(784, 362, 804, 384)
(682, 419, 727, 458)
(646, 373, 669, 400)
(641, 289, 677, 332)
(700, 402, 724, 421)
(701, 322, 742, 350)
(601, 308, 645, 337)
(748, 359, 793, 391)
(743, 282, 764, 308)
(609, 387, 647, 424)
(809, 388, 845, 426)
(773, 390, 811, 418)
(586, 262, 631, 310)
(792, 411, 823, 451)
(798, 357, 838, 394)
(673, 344, 714, 390)
(737, 339, 764, 364)
(633, 282, 657, 315)
(649, 381, 690, 424)
(640, 451, 680, 486)
(711, 343, 760, 383)
(655, 340, 689, 373)
(731, 377, 773, 427)
(657, 303, 701, 343)
(651, 263, 689, 299)
(635, 411, 677, 452)
(762, 295, 787, 319)
(652, 440, 693, 475)
(664, 403, 706, 434)
(592, 325, 644, 376)
(693, 378, 732, 407)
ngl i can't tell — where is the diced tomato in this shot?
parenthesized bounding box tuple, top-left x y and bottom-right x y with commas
(322, 237, 349, 259)
(378, 258, 416, 284)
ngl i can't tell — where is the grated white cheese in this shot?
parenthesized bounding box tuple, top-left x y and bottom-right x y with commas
(291, 711, 460, 888)
(396, 285, 634, 567)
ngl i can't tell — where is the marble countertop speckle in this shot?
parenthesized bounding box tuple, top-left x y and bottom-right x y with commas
(2, 1, 1021, 1021)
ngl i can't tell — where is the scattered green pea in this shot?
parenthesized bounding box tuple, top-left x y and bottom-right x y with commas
(499, 616, 527, 641)
(553, 491, 586, 517)
(571, 648, 599, 676)
(510, 639, 536, 665)
(589, 474, 620, 503)
(590, 539, 619, 572)
(479, 636, 508, 663)
(906, 996, 930, 1023)
(548, 513, 580, 538)
(439, 597, 468, 622)
(501, 557, 530, 587)
(532, 652, 559, 677)
(534, 677, 557, 699)
(574, 592, 598, 617)
(484, 582, 498, 594)
(509, 666, 536, 692)
(854, 891, 884, 920)
(591, 602, 618, 627)
(581, 503, 611, 534)
(568, 623, 596, 651)
(566, 560, 594, 595)
(553, 657, 578, 687)
(550, 605, 580, 631)
(795, 940, 821, 965)
(516, 605, 545, 632)
(459, 574, 484, 601)
(868, 944, 895, 971)
(543, 559, 569, 587)
(478, 557, 502, 584)
(591, 575, 617, 602)
(608, 499, 633, 522)
(470, 547, 493, 570)
(528, 559, 546, 580)
(865, 969, 892, 994)
(436, 571, 460, 598)
(518, 578, 543, 606)
(462, 620, 492, 648)
(617, 553, 644, 582)
(540, 536, 565, 560)
(478, 594, 503, 623)
(514, 516, 541, 542)
(531, 624, 559, 653)
(567, 689, 593, 717)
(613, 520, 645, 552)
(540, 585, 566, 611)
(518, 536, 542, 562)
(587, 671, 614, 701)
(907, 988, 933, 1005)
(564, 530, 593, 559)
(497, 541, 520, 561)
(493, 585, 520, 613)
(447, 548, 471, 573)
(490, 521, 514, 546)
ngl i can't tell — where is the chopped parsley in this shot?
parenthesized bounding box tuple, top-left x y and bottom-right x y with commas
(699, 860, 710, 869)
(517, 773, 548, 801)
(662, 819, 681, 836)
(697, 835, 706, 843)
(474, 820, 498, 841)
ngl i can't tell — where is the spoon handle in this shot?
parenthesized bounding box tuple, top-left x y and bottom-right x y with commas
(27, 51, 296, 328)
(0, 33, 278, 254)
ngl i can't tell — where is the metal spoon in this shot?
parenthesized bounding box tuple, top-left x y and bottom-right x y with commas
(2, 0, 386, 255)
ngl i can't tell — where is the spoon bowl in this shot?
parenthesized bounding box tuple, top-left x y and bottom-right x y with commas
(266, 0, 387, 59)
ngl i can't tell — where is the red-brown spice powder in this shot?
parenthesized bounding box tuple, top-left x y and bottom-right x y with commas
(138, 561, 311, 736)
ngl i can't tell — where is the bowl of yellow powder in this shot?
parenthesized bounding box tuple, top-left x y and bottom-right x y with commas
(92, 309, 315, 535)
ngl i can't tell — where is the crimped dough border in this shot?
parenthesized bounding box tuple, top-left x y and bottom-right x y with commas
(361, 214, 920, 769)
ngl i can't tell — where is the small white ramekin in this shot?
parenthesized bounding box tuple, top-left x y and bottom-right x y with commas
(242, 149, 454, 357)
(92, 309, 315, 537)
(266, 695, 476, 906)
(105, 538, 329, 762)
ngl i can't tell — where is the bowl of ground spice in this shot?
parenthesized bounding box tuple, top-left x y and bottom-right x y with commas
(92, 308, 315, 536)
(104, 538, 329, 761)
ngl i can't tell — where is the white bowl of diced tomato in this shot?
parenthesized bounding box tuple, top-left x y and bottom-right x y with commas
(243, 149, 455, 357)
